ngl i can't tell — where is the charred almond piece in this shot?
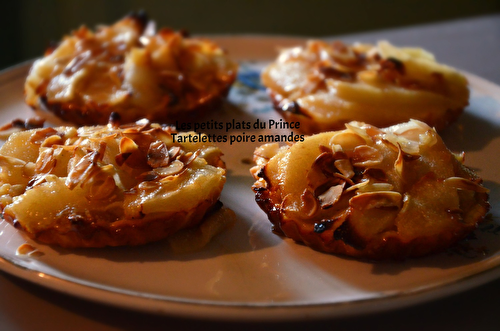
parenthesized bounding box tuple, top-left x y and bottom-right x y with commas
(251, 120, 489, 260)
(0, 119, 227, 248)
(262, 40, 469, 134)
(24, 12, 238, 126)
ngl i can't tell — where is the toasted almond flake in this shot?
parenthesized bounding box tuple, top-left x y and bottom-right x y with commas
(351, 145, 383, 167)
(155, 160, 185, 177)
(344, 180, 370, 193)
(147, 141, 170, 168)
(307, 153, 336, 190)
(183, 150, 200, 167)
(123, 127, 140, 134)
(135, 171, 159, 182)
(383, 132, 420, 155)
(16, 243, 38, 256)
(329, 131, 366, 152)
(318, 182, 345, 209)
(35, 148, 56, 173)
(153, 128, 174, 145)
(384, 119, 428, 136)
(349, 191, 403, 210)
(419, 130, 437, 147)
(159, 170, 187, 182)
(65, 142, 105, 189)
(311, 152, 336, 175)
(169, 146, 182, 159)
(300, 189, 319, 218)
(357, 182, 394, 193)
(331, 143, 343, 153)
(345, 122, 372, 141)
(249, 165, 262, 179)
(29, 128, 59, 145)
(395, 144, 403, 176)
(137, 180, 160, 191)
(334, 159, 354, 178)
(135, 118, 151, 128)
(119, 136, 139, 154)
(41, 135, 63, 147)
(27, 174, 48, 189)
(115, 136, 142, 167)
(333, 172, 355, 185)
(443, 177, 490, 193)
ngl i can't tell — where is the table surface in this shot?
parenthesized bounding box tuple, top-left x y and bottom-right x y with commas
(1, 13, 500, 331)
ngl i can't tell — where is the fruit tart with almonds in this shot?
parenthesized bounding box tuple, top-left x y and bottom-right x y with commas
(24, 12, 238, 126)
(0, 117, 227, 248)
(251, 120, 489, 260)
(261, 40, 469, 134)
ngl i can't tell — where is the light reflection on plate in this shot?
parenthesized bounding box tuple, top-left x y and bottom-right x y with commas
(0, 37, 499, 321)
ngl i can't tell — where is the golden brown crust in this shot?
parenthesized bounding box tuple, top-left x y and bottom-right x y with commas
(7, 199, 216, 248)
(25, 13, 238, 126)
(251, 121, 489, 260)
(34, 87, 231, 127)
(262, 40, 469, 134)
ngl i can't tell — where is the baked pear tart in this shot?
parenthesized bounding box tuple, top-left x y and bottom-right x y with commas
(0, 118, 227, 248)
(251, 120, 489, 260)
(261, 40, 469, 133)
(25, 12, 238, 126)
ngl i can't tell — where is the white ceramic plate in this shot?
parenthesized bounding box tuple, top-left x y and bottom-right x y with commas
(0, 36, 500, 321)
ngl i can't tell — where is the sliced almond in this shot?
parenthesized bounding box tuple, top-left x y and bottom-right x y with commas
(443, 177, 489, 193)
(155, 160, 185, 177)
(119, 136, 139, 154)
(329, 131, 366, 152)
(169, 146, 182, 159)
(300, 189, 319, 218)
(29, 128, 59, 145)
(349, 191, 403, 210)
(318, 182, 345, 209)
(35, 148, 56, 174)
(41, 135, 63, 147)
(147, 141, 170, 168)
(334, 159, 354, 178)
(351, 145, 383, 167)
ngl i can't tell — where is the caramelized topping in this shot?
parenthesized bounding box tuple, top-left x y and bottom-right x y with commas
(251, 120, 489, 259)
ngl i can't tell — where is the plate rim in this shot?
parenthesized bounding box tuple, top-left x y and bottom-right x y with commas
(0, 35, 499, 321)
(2, 253, 500, 321)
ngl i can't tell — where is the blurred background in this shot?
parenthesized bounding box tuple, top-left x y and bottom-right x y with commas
(0, 0, 499, 70)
